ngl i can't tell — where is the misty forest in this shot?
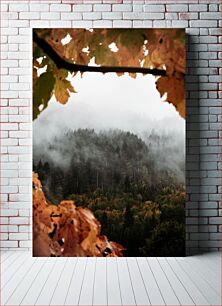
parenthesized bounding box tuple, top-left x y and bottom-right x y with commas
(33, 28, 186, 257)
(34, 128, 185, 256)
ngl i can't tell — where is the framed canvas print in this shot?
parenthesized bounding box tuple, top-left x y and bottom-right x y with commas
(33, 29, 186, 257)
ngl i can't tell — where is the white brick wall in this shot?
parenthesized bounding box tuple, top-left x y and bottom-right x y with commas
(0, 0, 221, 255)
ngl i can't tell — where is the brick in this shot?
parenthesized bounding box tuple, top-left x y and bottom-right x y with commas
(200, 12, 221, 19)
(50, 4, 71, 11)
(133, 5, 143, 12)
(9, 68, 30, 75)
(123, 12, 164, 19)
(172, 20, 188, 27)
(2, 123, 19, 131)
(30, 4, 49, 11)
(19, 226, 31, 233)
(166, 4, 188, 12)
(19, 12, 40, 19)
(94, 4, 111, 11)
(112, 4, 132, 11)
(113, 20, 132, 27)
(200, 36, 218, 44)
(9, 99, 29, 107)
(41, 12, 60, 20)
(19, 210, 30, 217)
(209, 217, 221, 225)
(102, 12, 122, 19)
(93, 20, 112, 28)
(2, 28, 18, 35)
(9, 20, 29, 28)
(72, 20, 93, 28)
(1, 4, 8, 11)
(1, 209, 18, 216)
(1, 241, 18, 248)
(209, 4, 219, 11)
(9, 115, 29, 123)
(1, 170, 18, 178)
(9, 233, 29, 240)
(1, 138, 18, 146)
(83, 12, 101, 19)
(210, 233, 221, 240)
(30, 21, 50, 28)
(190, 20, 218, 28)
(179, 12, 198, 20)
(200, 202, 218, 209)
(191, 233, 209, 241)
(0, 225, 18, 233)
(73, 4, 92, 12)
(199, 28, 209, 36)
(9, 4, 28, 11)
(50, 21, 72, 27)
(143, 5, 165, 12)
(209, 60, 221, 67)
(0, 218, 8, 225)
(210, 28, 221, 35)
(19, 241, 31, 248)
(165, 13, 178, 20)
(189, 4, 207, 11)
(61, 12, 82, 20)
(8, 146, 31, 154)
(9, 217, 29, 225)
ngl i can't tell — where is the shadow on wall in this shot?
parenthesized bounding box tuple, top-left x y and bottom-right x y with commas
(186, 34, 201, 256)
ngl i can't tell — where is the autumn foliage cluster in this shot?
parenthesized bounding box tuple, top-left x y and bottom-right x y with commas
(33, 172, 124, 257)
(33, 28, 185, 119)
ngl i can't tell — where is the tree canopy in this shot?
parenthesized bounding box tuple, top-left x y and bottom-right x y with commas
(33, 28, 186, 120)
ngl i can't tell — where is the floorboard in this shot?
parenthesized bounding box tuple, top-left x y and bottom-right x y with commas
(148, 257, 180, 305)
(117, 257, 136, 305)
(107, 258, 122, 306)
(157, 258, 195, 305)
(50, 258, 78, 305)
(185, 256, 220, 295)
(93, 257, 107, 306)
(0, 251, 220, 306)
(35, 258, 67, 305)
(137, 257, 165, 305)
(64, 258, 87, 306)
(127, 257, 150, 305)
(176, 257, 221, 305)
(21, 258, 55, 305)
(166, 257, 210, 305)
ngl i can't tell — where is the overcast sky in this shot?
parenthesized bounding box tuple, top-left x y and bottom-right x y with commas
(34, 72, 185, 142)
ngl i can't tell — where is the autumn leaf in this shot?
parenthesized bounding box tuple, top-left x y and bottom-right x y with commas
(156, 76, 185, 118)
(54, 69, 76, 104)
(33, 172, 124, 257)
(33, 71, 55, 120)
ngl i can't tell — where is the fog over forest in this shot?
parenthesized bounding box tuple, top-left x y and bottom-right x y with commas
(34, 73, 185, 147)
(34, 73, 185, 203)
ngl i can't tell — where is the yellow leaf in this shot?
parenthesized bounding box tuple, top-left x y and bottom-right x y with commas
(54, 77, 76, 105)
(156, 76, 185, 119)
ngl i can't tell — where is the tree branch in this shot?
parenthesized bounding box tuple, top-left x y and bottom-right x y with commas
(33, 30, 167, 77)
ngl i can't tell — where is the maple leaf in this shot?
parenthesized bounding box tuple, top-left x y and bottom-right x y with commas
(156, 76, 185, 118)
(33, 71, 55, 120)
(54, 69, 76, 104)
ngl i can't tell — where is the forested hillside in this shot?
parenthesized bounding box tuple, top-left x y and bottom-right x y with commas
(34, 129, 185, 256)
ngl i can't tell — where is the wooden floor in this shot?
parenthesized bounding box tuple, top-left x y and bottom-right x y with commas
(1, 251, 220, 306)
